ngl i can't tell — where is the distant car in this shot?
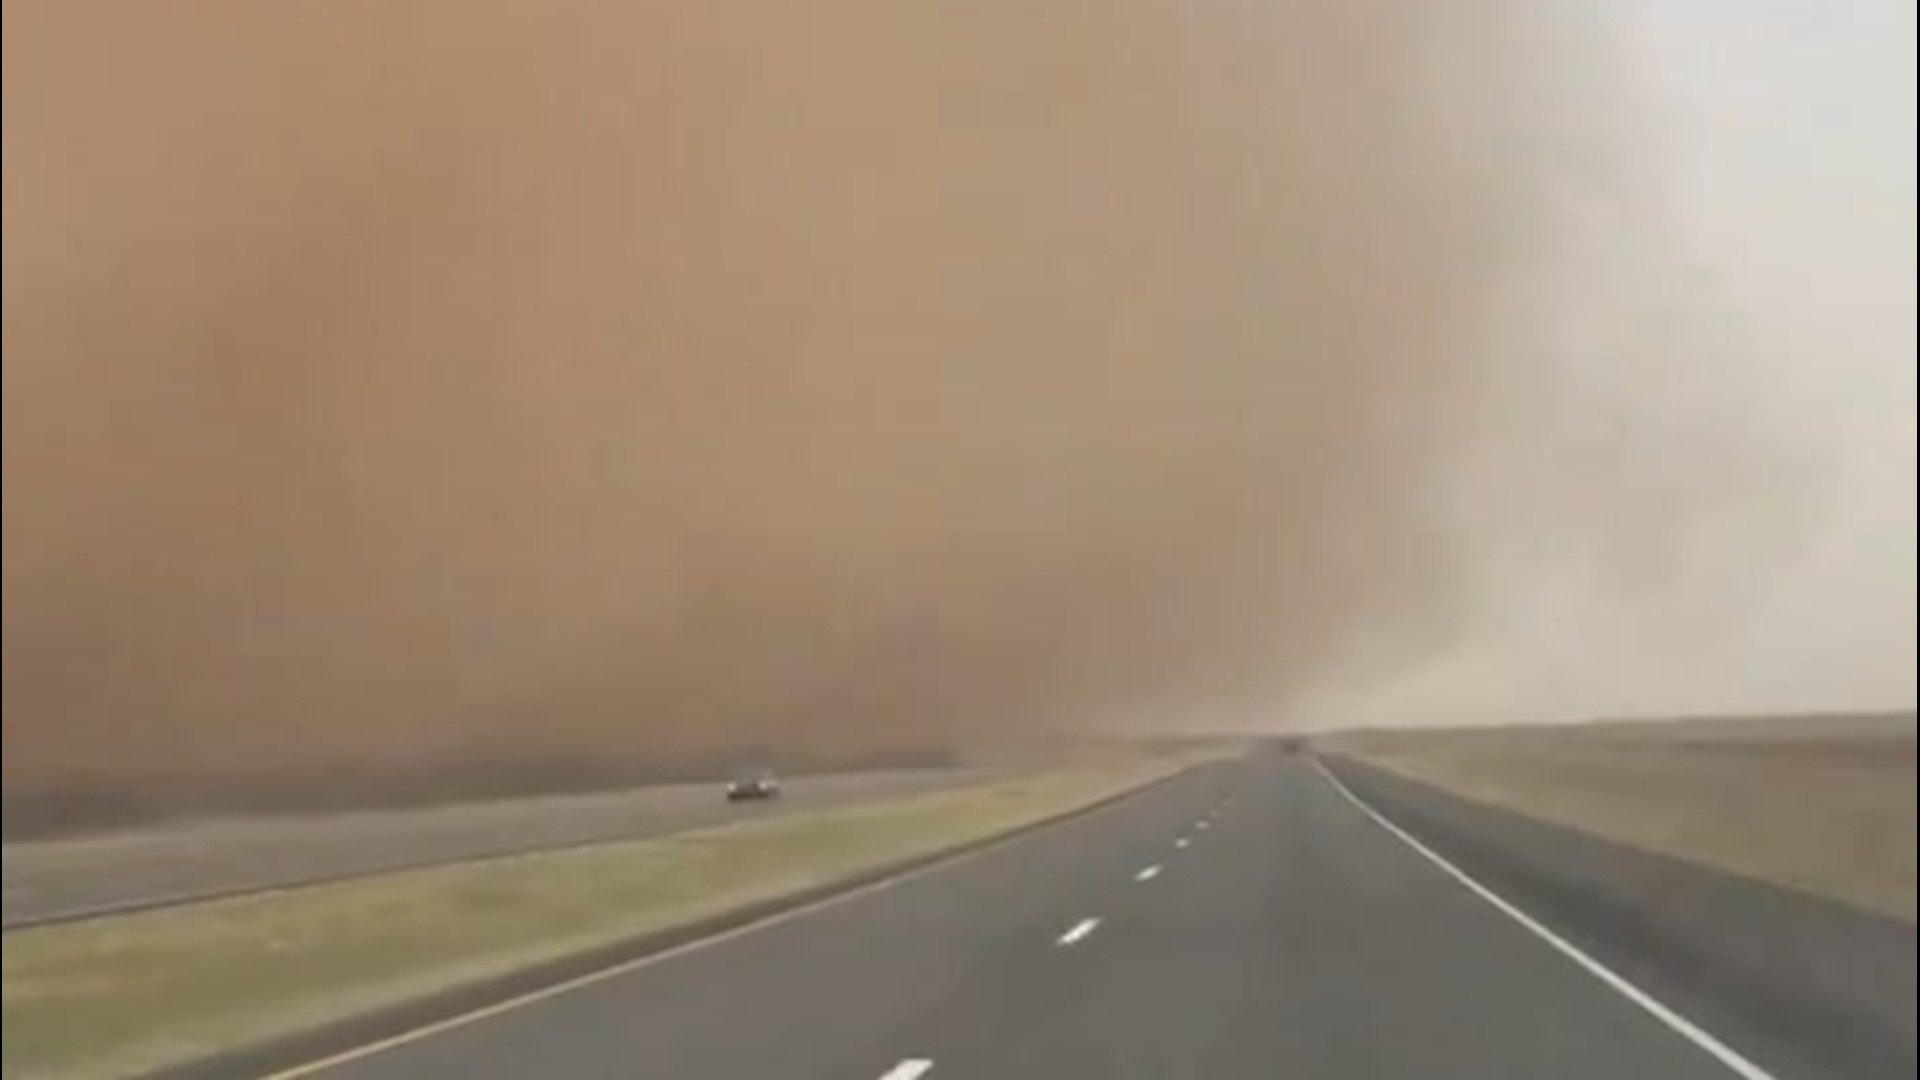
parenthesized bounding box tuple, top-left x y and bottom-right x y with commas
(726, 768, 781, 802)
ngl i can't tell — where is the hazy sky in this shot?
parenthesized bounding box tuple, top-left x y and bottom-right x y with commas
(7, 0, 1600, 779)
(2, 1, 1913, 789)
(1315, 0, 1916, 726)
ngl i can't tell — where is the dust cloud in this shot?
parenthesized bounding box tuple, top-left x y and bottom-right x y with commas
(5, 2, 1630, 819)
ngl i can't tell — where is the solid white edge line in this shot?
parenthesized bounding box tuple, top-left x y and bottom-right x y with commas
(1311, 759, 1776, 1080)
(878, 1057, 935, 1080)
(1135, 864, 1163, 882)
(1057, 917, 1101, 946)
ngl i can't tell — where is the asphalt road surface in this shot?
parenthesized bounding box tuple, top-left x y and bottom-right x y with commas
(1, 768, 994, 928)
(225, 750, 1907, 1080)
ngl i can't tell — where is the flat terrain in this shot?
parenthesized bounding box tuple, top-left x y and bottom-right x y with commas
(1, 768, 1000, 928)
(1328, 714, 1917, 920)
(133, 749, 1910, 1080)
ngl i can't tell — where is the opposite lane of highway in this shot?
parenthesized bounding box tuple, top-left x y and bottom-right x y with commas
(2, 768, 995, 928)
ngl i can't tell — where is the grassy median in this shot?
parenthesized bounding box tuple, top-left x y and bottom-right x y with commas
(3, 756, 1205, 1080)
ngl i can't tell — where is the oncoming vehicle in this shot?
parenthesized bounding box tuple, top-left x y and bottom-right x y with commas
(725, 766, 781, 802)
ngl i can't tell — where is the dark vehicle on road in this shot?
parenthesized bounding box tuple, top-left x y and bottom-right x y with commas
(725, 766, 781, 802)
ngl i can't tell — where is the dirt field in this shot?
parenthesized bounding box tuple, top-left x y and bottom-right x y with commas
(1329, 714, 1916, 921)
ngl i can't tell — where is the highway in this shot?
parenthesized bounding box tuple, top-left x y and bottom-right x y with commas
(1, 768, 994, 928)
(203, 750, 1910, 1080)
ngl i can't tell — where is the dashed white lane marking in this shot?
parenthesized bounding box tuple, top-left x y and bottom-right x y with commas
(1134, 864, 1163, 882)
(1312, 760, 1777, 1080)
(1057, 917, 1101, 946)
(1195, 819, 1210, 830)
(1174, 837, 1191, 849)
(878, 1058, 934, 1080)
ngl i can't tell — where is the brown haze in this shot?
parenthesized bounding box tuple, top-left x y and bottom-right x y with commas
(4, 2, 1632, 816)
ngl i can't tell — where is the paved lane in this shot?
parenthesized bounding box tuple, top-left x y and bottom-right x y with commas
(855, 756, 1739, 1079)
(229, 750, 1882, 1080)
